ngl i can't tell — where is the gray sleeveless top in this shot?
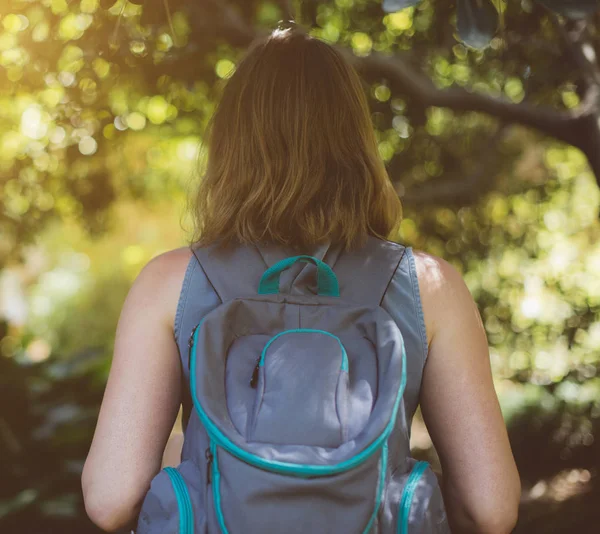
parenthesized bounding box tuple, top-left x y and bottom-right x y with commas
(173, 237, 429, 435)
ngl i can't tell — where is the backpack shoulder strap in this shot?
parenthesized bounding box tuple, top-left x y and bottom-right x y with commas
(323, 236, 406, 307)
(189, 241, 259, 303)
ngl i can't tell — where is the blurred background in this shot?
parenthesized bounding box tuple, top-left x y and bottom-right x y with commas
(1, 0, 599, 532)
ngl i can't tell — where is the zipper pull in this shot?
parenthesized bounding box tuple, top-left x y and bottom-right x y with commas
(188, 323, 200, 371)
(249, 358, 260, 388)
(205, 447, 213, 485)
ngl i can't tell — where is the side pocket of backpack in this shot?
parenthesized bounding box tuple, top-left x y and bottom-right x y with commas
(136, 459, 206, 534)
(380, 459, 450, 534)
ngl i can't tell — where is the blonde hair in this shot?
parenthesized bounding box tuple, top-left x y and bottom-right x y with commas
(188, 27, 402, 253)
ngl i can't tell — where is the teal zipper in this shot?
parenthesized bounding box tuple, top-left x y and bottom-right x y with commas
(398, 461, 430, 534)
(210, 440, 230, 534)
(209, 437, 388, 534)
(164, 467, 194, 534)
(189, 319, 407, 477)
(361, 441, 388, 534)
(259, 329, 349, 371)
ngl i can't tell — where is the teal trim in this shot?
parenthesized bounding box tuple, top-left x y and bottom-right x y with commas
(398, 461, 430, 534)
(190, 319, 407, 477)
(209, 439, 388, 534)
(210, 440, 229, 534)
(361, 441, 388, 534)
(164, 467, 194, 534)
(258, 255, 340, 297)
(259, 329, 349, 372)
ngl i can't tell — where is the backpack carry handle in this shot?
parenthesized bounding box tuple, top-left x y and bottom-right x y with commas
(258, 255, 340, 297)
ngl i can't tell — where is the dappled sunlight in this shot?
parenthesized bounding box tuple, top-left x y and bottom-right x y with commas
(523, 468, 593, 504)
(0, 0, 599, 531)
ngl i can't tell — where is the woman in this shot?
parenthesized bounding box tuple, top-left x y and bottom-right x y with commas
(82, 25, 521, 533)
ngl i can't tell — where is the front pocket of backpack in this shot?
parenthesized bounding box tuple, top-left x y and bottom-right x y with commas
(206, 441, 386, 534)
(136, 460, 205, 534)
(380, 459, 450, 534)
(247, 329, 350, 447)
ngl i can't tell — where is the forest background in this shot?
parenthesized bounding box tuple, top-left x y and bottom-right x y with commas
(1, 0, 599, 532)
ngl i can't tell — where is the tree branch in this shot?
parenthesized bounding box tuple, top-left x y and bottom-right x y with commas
(199, 0, 600, 183)
(342, 48, 592, 149)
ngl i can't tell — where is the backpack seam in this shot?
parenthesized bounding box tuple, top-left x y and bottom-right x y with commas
(174, 251, 197, 344)
(406, 247, 429, 364)
(190, 245, 224, 304)
(379, 245, 407, 307)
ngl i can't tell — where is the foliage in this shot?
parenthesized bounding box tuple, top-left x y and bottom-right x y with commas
(383, 0, 600, 48)
(0, 201, 186, 532)
(0, 0, 599, 532)
(2, 0, 600, 261)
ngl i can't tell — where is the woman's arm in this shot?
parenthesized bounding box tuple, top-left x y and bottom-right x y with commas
(414, 251, 521, 534)
(81, 247, 192, 532)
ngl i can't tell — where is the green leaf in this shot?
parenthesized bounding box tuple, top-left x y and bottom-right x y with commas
(535, 0, 600, 19)
(382, 0, 422, 12)
(457, 0, 499, 49)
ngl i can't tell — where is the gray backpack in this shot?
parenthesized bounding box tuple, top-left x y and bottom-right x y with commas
(136, 238, 450, 534)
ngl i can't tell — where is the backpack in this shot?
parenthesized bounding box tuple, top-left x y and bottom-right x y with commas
(136, 238, 450, 534)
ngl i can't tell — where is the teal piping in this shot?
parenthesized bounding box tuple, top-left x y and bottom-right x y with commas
(190, 319, 407, 477)
(398, 461, 430, 534)
(209, 439, 388, 534)
(210, 440, 229, 534)
(260, 329, 349, 372)
(258, 255, 340, 297)
(164, 467, 194, 534)
(361, 441, 388, 534)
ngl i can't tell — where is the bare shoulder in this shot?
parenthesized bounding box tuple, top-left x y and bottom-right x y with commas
(144, 245, 194, 275)
(83, 246, 195, 530)
(129, 246, 195, 333)
(412, 248, 521, 532)
(410, 249, 475, 347)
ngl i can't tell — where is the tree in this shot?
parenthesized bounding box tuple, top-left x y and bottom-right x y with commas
(3, 0, 600, 268)
(1, 1, 600, 531)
